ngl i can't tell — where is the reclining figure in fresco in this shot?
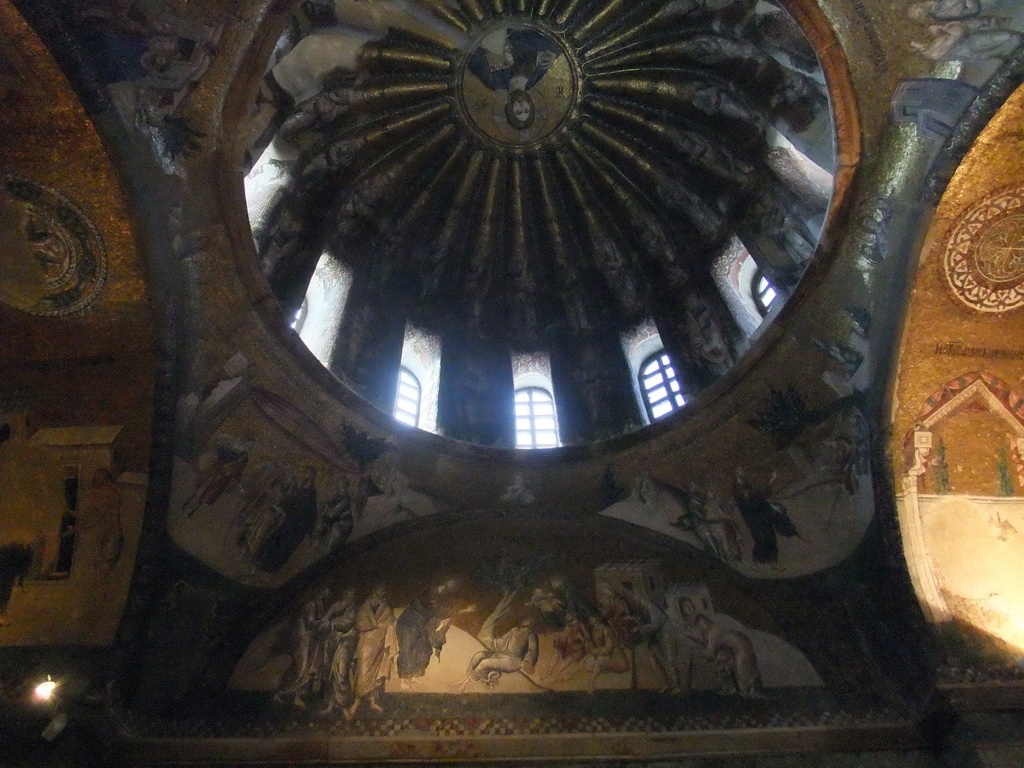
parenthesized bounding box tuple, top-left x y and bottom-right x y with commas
(454, 591, 539, 692)
(463, 618, 539, 690)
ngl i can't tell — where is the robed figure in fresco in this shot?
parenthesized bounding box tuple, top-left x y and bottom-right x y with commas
(345, 585, 397, 719)
(182, 440, 249, 519)
(678, 596, 763, 697)
(275, 586, 336, 707)
(395, 580, 455, 688)
(578, 615, 630, 692)
(466, 27, 562, 131)
(732, 467, 799, 564)
(255, 465, 318, 572)
(85, 467, 123, 572)
(319, 588, 358, 714)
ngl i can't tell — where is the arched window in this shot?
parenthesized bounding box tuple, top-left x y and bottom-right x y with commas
(753, 269, 778, 316)
(640, 351, 685, 421)
(393, 367, 421, 427)
(398, 323, 441, 434)
(515, 387, 559, 449)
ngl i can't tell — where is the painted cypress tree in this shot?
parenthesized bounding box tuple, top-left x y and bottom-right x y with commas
(998, 445, 1014, 496)
(934, 438, 950, 494)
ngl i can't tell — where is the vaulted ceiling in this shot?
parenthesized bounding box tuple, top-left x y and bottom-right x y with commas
(3, 0, 1024, 765)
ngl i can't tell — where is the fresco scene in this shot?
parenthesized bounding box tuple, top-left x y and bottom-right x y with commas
(230, 518, 823, 716)
(0, 411, 146, 645)
(603, 406, 872, 579)
(170, 377, 873, 586)
(169, 371, 450, 586)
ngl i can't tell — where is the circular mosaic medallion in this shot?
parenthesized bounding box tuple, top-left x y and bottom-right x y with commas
(944, 185, 1024, 313)
(0, 175, 107, 316)
(458, 22, 577, 147)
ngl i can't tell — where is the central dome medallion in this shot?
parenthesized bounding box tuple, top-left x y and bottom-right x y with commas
(247, 0, 837, 447)
(458, 21, 578, 146)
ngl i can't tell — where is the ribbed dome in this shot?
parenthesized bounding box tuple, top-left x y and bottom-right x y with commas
(247, 0, 835, 446)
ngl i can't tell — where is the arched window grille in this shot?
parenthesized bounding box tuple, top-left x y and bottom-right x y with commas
(393, 367, 421, 427)
(515, 387, 559, 449)
(640, 351, 685, 421)
(753, 269, 778, 316)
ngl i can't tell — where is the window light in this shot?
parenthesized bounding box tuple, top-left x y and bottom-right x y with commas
(754, 270, 777, 316)
(290, 298, 308, 331)
(640, 351, 685, 421)
(393, 367, 421, 427)
(514, 387, 559, 448)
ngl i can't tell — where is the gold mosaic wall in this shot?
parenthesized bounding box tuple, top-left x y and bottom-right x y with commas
(891, 84, 1024, 668)
(892, 84, 1024, 455)
(0, 0, 155, 645)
